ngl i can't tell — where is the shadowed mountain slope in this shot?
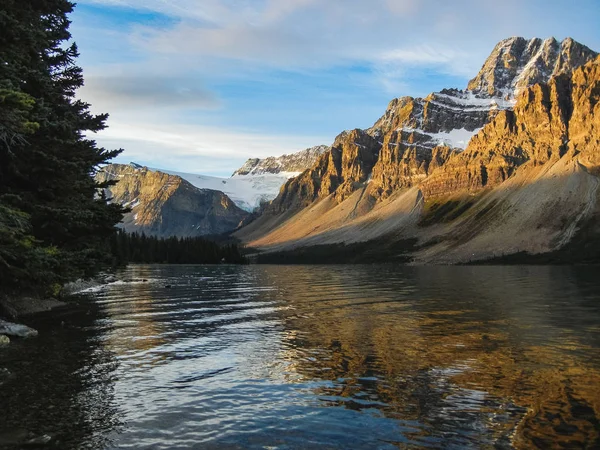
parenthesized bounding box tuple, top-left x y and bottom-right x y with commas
(97, 164, 249, 238)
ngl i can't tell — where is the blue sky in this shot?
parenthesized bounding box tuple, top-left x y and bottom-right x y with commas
(72, 0, 600, 176)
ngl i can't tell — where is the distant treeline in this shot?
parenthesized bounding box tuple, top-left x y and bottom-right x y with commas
(111, 231, 247, 265)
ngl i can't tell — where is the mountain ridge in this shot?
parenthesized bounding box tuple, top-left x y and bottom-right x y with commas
(128, 145, 330, 213)
(235, 37, 600, 264)
(259, 37, 597, 213)
(232, 145, 330, 176)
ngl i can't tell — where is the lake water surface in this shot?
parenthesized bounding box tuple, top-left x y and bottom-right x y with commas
(1, 265, 600, 449)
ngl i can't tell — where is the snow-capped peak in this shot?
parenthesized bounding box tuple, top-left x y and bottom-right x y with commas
(467, 37, 597, 98)
(369, 37, 597, 153)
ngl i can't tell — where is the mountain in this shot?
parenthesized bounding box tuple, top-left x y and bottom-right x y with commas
(232, 145, 329, 176)
(150, 145, 329, 212)
(97, 164, 248, 237)
(95, 145, 327, 237)
(262, 37, 597, 213)
(368, 36, 597, 200)
(235, 37, 600, 264)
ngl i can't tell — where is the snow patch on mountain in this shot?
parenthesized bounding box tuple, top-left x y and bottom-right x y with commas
(431, 127, 483, 149)
(432, 91, 516, 110)
(399, 127, 482, 150)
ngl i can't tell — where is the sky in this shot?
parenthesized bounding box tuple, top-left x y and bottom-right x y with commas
(71, 0, 600, 176)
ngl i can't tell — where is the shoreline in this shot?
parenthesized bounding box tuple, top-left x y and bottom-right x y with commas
(0, 276, 112, 345)
(0, 295, 68, 322)
(0, 273, 117, 322)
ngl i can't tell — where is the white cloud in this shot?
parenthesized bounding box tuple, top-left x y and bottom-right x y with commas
(384, 0, 420, 16)
(92, 120, 330, 175)
(262, 0, 320, 23)
(75, 0, 600, 175)
(80, 0, 516, 76)
(81, 75, 220, 110)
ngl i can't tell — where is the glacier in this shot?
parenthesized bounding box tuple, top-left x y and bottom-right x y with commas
(153, 167, 300, 212)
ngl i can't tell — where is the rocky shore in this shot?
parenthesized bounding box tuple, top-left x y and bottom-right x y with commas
(0, 295, 67, 321)
(0, 295, 62, 348)
(0, 273, 118, 347)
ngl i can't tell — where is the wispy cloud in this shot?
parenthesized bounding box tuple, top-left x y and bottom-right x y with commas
(372, 45, 476, 93)
(74, 0, 600, 175)
(81, 75, 220, 110)
(96, 120, 329, 175)
(379, 47, 459, 66)
(81, 0, 502, 75)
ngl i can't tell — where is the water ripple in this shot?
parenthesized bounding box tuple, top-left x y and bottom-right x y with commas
(1, 265, 600, 449)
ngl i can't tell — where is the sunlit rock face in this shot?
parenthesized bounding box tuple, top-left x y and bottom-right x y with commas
(422, 55, 600, 197)
(237, 39, 600, 264)
(268, 130, 380, 212)
(268, 37, 597, 206)
(467, 37, 597, 97)
(97, 164, 249, 237)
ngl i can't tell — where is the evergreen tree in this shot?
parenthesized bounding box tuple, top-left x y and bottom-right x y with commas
(0, 1, 125, 293)
(111, 231, 247, 265)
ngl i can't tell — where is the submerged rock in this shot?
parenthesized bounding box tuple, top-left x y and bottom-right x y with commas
(0, 295, 66, 318)
(0, 320, 38, 338)
(24, 434, 52, 446)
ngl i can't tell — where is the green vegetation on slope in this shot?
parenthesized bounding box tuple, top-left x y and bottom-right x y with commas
(418, 198, 476, 227)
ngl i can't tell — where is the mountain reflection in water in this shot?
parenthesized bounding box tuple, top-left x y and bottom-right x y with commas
(0, 265, 599, 449)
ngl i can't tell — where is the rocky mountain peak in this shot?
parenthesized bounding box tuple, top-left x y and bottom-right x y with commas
(232, 145, 330, 176)
(239, 54, 600, 265)
(467, 36, 598, 98)
(365, 36, 597, 161)
(264, 36, 598, 209)
(422, 53, 600, 198)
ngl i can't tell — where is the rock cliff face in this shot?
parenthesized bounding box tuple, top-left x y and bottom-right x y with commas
(269, 130, 379, 212)
(232, 145, 329, 176)
(236, 38, 600, 264)
(97, 164, 248, 237)
(266, 37, 596, 207)
(422, 55, 600, 197)
(467, 37, 596, 97)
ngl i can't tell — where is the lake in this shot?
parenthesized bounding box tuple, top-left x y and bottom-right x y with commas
(1, 265, 599, 449)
